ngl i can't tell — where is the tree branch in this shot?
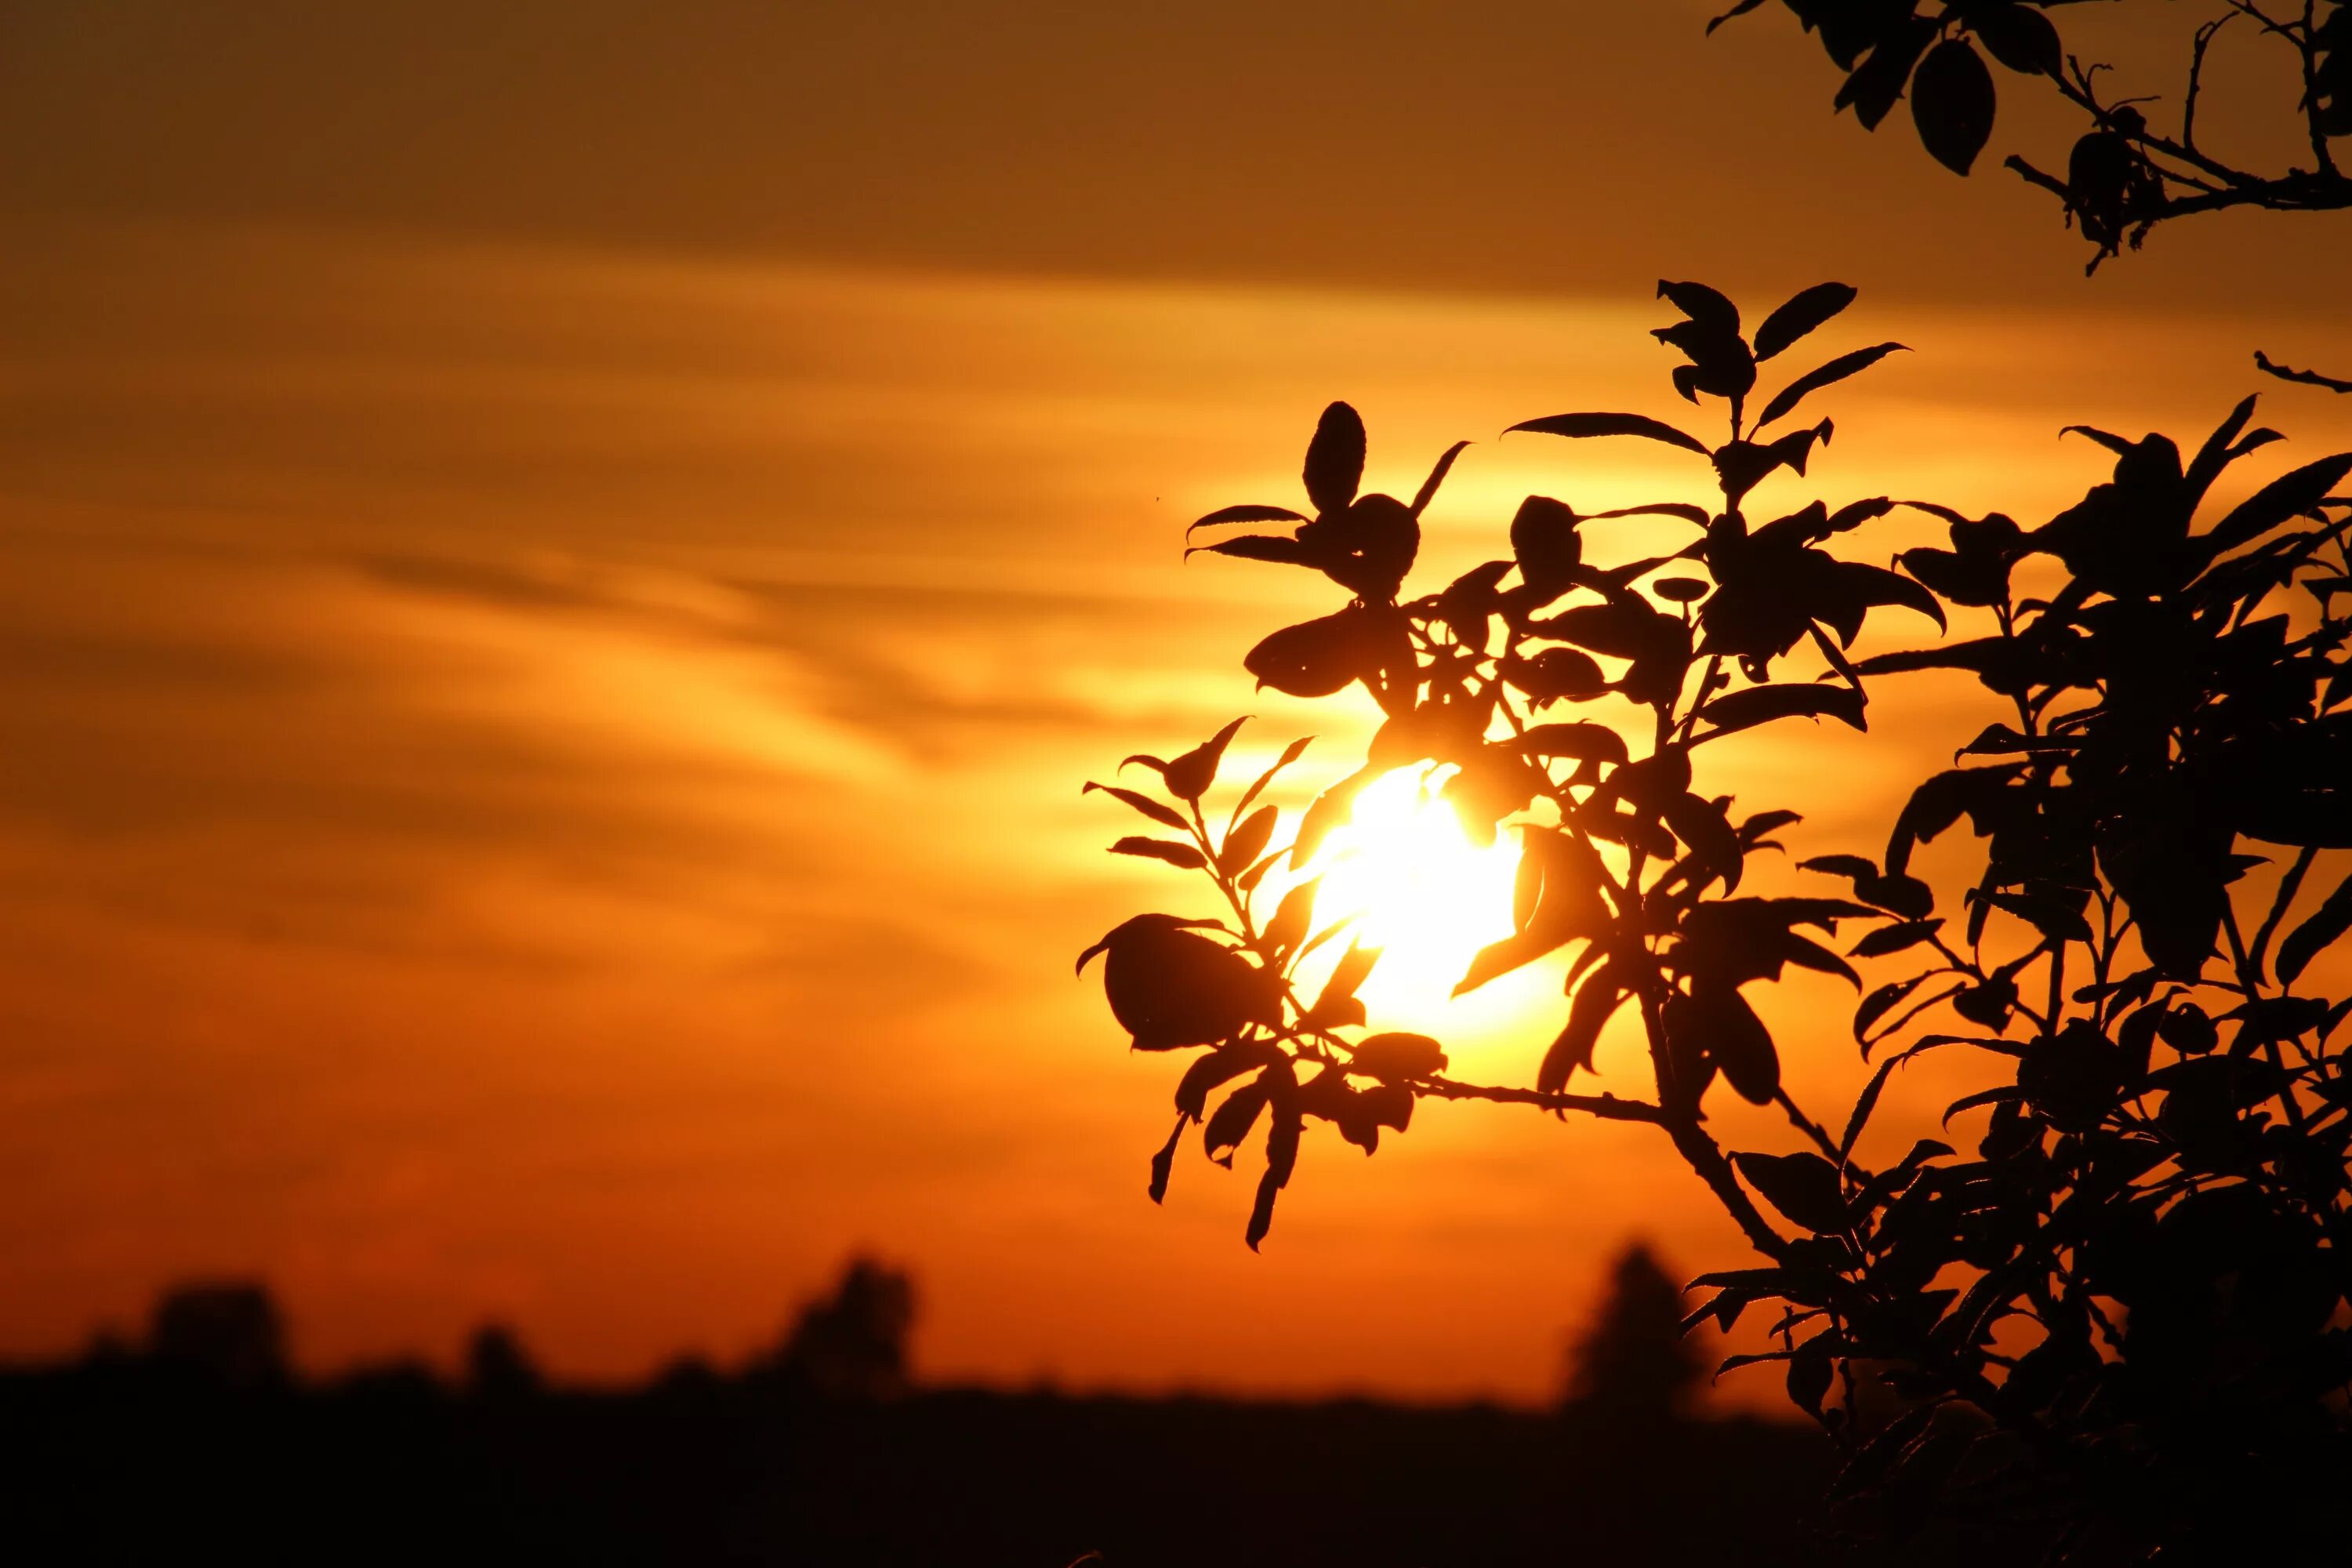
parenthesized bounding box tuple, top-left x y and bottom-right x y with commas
(1420, 1075, 1661, 1123)
(2256, 349, 2352, 393)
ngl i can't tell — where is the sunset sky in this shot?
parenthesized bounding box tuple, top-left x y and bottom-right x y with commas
(3, 2, 2348, 1408)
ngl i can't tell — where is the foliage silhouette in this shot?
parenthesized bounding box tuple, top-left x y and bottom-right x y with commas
(1712, 2, 2352, 395)
(1083, 279, 2352, 1562)
(764, 1255, 918, 1400)
(4, 1275, 1835, 1566)
(147, 1280, 289, 1392)
(1563, 1243, 1706, 1426)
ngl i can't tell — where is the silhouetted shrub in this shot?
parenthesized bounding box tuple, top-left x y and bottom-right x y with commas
(147, 1281, 287, 1391)
(768, 1256, 916, 1400)
(466, 1323, 543, 1400)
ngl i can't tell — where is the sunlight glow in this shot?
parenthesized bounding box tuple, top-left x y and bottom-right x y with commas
(1309, 768, 1522, 1011)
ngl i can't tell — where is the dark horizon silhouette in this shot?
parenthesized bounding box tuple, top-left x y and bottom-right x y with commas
(2, 1248, 1857, 1566)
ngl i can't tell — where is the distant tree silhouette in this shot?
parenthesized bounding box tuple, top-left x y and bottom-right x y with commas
(465, 1323, 543, 1400)
(1715, 1, 2352, 390)
(768, 1257, 916, 1400)
(148, 1281, 287, 1391)
(1083, 278, 2352, 1560)
(1563, 1243, 1702, 1427)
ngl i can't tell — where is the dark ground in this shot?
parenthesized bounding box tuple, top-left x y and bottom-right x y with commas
(1, 1359, 1837, 1566)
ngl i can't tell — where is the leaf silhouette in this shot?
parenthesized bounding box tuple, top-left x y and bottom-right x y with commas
(1303, 401, 1367, 515)
(2199, 452, 2352, 561)
(1190, 534, 1324, 569)
(1758, 344, 1908, 428)
(1083, 782, 1190, 831)
(1189, 503, 1309, 535)
(1246, 610, 1384, 698)
(1506, 412, 1711, 456)
(1970, 4, 2060, 78)
(1410, 440, 1472, 518)
(1697, 683, 1867, 738)
(1164, 717, 1250, 801)
(1538, 960, 1628, 1094)
(1753, 283, 1857, 361)
(1516, 722, 1630, 764)
(1657, 279, 1743, 339)
(1219, 805, 1278, 877)
(1733, 1151, 1847, 1233)
(1911, 38, 1996, 176)
(1350, 1032, 1448, 1083)
(1203, 1077, 1271, 1165)
(1232, 735, 1313, 823)
(1109, 837, 1205, 870)
(2277, 873, 2352, 984)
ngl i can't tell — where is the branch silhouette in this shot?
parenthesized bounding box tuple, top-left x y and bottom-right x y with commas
(1716, 2, 2352, 391)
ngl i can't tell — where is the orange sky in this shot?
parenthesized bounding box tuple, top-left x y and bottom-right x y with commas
(2, 2, 2349, 1408)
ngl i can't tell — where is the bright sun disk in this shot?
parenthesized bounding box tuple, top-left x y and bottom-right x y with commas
(1307, 767, 1522, 1011)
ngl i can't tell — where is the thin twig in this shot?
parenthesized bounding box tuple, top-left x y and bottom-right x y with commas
(1420, 1075, 1661, 1123)
(2255, 350, 2352, 394)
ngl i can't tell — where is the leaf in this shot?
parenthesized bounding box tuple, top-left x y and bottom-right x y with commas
(1220, 805, 1279, 877)
(1174, 1042, 1281, 1121)
(1350, 1032, 1448, 1083)
(1083, 782, 1189, 831)
(2200, 452, 2352, 561)
(1840, 1055, 1901, 1163)
(1538, 960, 1628, 1094)
(1189, 503, 1308, 535)
(1835, 16, 1936, 130)
(1657, 279, 1741, 339)
(1757, 343, 1908, 428)
(1697, 683, 1867, 738)
(1703, 983, 1780, 1105)
(1733, 1151, 1848, 1233)
(1851, 918, 1944, 959)
(1410, 440, 1472, 518)
(1189, 534, 1322, 568)
(1753, 283, 1857, 361)
(1310, 939, 1381, 1022)
(1164, 717, 1249, 800)
(1293, 765, 1377, 866)
(1516, 722, 1630, 764)
(1232, 736, 1313, 822)
(1203, 1077, 1271, 1164)
(1853, 975, 1934, 1046)
(1257, 882, 1315, 964)
(1504, 648, 1609, 706)
(1911, 38, 1996, 176)
(1506, 412, 1711, 456)
(1148, 1116, 1184, 1203)
(1969, 4, 2060, 78)
(1083, 916, 1272, 1050)
(1704, 0, 1769, 34)
(2278, 873, 2352, 984)
(1303, 401, 1367, 515)
(1246, 610, 1381, 698)
(1109, 837, 1206, 870)
(1588, 501, 1713, 527)
(1246, 1098, 1302, 1252)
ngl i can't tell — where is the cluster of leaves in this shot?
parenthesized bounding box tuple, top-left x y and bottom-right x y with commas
(1694, 401, 2352, 1559)
(1081, 281, 2352, 1559)
(1717, 1, 2352, 285)
(1083, 280, 1940, 1257)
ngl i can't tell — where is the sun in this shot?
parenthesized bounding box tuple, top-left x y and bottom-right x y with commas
(1305, 766, 1522, 1012)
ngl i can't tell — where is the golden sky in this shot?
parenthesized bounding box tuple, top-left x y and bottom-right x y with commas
(2, 2, 2348, 1406)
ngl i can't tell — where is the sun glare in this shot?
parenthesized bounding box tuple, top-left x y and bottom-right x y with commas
(1307, 768, 1522, 1011)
